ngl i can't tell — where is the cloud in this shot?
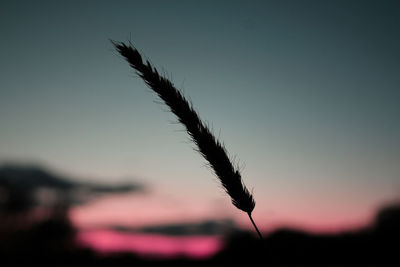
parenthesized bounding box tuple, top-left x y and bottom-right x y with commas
(109, 219, 237, 236)
(0, 163, 144, 212)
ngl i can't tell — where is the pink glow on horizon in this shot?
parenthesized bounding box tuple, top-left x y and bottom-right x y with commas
(76, 230, 223, 259)
(246, 207, 375, 235)
(69, 190, 385, 237)
(69, 193, 232, 229)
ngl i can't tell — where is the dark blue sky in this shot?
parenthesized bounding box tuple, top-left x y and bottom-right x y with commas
(1, 0, 399, 230)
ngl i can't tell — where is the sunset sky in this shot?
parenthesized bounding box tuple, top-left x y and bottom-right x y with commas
(1, 0, 399, 234)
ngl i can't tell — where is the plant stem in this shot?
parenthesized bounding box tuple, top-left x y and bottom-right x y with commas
(248, 212, 263, 240)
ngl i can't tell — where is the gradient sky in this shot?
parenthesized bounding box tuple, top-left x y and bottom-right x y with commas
(1, 0, 399, 232)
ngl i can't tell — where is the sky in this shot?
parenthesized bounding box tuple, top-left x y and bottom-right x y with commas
(1, 0, 400, 233)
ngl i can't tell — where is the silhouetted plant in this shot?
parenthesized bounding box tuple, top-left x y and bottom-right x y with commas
(113, 41, 262, 239)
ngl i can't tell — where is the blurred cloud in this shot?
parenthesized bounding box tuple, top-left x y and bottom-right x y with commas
(0, 163, 144, 213)
(114, 219, 236, 236)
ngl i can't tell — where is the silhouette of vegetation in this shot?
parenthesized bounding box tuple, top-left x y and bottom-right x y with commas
(215, 204, 400, 266)
(112, 41, 261, 238)
(0, 163, 398, 266)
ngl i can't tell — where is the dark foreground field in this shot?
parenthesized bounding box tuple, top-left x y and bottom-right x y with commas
(0, 165, 398, 266)
(0, 204, 398, 266)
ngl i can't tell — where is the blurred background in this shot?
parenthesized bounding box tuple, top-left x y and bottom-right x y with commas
(1, 0, 399, 265)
